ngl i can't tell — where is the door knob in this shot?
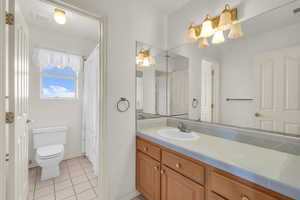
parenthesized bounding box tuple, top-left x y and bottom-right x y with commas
(254, 112, 261, 117)
(26, 119, 32, 124)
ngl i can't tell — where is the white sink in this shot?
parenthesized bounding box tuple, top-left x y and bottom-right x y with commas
(158, 129, 200, 141)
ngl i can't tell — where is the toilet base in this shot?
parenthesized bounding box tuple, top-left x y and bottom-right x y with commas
(41, 165, 60, 181)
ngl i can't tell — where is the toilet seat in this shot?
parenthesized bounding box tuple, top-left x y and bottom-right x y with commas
(37, 145, 64, 160)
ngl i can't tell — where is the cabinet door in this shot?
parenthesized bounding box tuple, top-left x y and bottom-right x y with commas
(137, 152, 161, 200)
(161, 166, 205, 200)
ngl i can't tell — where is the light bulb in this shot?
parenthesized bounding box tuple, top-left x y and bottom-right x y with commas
(200, 15, 215, 38)
(212, 30, 225, 44)
(54, 8, 66, 25)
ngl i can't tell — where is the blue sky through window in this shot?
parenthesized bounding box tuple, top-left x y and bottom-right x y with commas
(42, 66, 76, 98)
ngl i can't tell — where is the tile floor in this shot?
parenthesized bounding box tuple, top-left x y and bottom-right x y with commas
(28, 156, 98, 200)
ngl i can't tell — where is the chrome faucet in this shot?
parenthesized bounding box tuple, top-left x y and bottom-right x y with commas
(177, 122, 190, 133)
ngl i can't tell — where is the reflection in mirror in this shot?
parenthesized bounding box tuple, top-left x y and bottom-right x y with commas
(136, 41, 168, 119)
(168, 1, 300, 136)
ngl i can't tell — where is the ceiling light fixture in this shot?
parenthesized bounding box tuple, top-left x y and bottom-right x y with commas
(54, 8, 66, 25)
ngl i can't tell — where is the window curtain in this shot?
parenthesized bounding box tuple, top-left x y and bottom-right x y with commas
(34, 48, 82, 72)
(82, 45, 99, 175)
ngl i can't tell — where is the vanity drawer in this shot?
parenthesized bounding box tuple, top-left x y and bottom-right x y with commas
(211, 172, 277, 200)
(137, 138, 161, 161)
(162, 150, 205, 185)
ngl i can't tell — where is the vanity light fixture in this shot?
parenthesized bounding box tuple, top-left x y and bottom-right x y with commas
(136, 50, 155, 67)
(199, 38, 209, 48)
(185, 4, 242, 48)
(54, 8, 66, 25)
(228, 23, 243, 39)
(186, 24, 201, 43)
(218, 4, 232, 31)
(200, 15, 215, 38)
(212, 30, 225, 44)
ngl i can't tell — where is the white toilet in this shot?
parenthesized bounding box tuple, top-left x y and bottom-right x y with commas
(33, 126, 67, 180)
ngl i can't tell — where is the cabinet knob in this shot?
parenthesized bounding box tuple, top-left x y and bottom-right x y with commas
(143, 147, 148, 152)
(241, 195, 249, 200)
(175, 163, 181, 169)
(160, 170, 165, 174)
(154, 166, 159, 171)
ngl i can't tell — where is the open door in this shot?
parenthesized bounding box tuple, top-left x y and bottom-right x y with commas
(5, 0, 30, 199)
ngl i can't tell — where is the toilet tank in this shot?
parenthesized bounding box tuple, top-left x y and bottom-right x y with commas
(33, 127, 67, 149)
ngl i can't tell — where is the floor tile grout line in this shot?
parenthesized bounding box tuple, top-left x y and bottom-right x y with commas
(78, 156, 98, 199)
(66, 159, 79, 200)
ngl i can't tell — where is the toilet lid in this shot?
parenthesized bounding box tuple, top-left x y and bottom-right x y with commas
(37, 145, 64, 158)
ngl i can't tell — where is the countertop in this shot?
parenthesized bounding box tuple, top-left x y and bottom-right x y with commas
(137, 126, 300, 199)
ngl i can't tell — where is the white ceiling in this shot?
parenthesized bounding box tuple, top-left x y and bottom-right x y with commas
(146, 0, 191, 14)
(18, 0, 99, 42)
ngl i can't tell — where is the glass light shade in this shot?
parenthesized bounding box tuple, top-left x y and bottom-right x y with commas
(198, 38, 209, 48)
(218, 5, 232, 31)
(212, 30, 225, 44)
(200, 16, 215, 38)
(228, 23, 244, 39)
(54, 8, 66, 25)
(186, 27, 198, 43)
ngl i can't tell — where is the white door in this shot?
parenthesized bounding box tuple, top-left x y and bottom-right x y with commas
(255, 46, 300, 135)
(6, 1, 30, 200)
(201, 60, 213, 122)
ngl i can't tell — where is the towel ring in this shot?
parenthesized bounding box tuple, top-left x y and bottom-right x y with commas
(117, 97, 130, 112)
(192, 98, 199, 108)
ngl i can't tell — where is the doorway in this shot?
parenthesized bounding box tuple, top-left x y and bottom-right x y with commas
(0, 0, 107, 200)
(200, 59, 220, 123)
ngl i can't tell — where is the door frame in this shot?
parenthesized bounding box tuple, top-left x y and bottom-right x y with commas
(0, 0, 109, 199)
(0, 1, 8, 200)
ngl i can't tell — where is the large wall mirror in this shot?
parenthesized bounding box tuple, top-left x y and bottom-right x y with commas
(168, 1, 300, 136)
(136, 1, 300, 136)
(136, 41, 168, 119)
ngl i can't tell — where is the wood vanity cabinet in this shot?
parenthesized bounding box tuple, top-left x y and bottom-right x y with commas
(161, 165, 205, 200)
(136, 151, 161, 200)
(136, 137, 293, 200)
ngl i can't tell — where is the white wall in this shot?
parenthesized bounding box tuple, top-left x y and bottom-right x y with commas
(167, 0, 296, 48)
(28, 26, 97, 164)
(58, 0, 167, 199)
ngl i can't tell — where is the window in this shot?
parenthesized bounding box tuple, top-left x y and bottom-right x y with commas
(34, 48, 82, 99)
(41, 66, 78, 99)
